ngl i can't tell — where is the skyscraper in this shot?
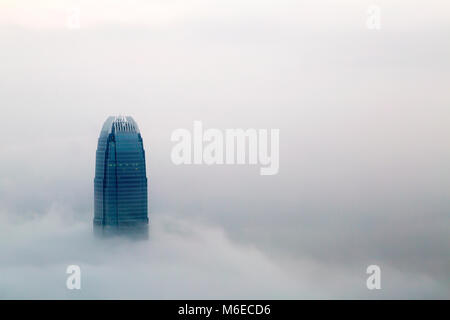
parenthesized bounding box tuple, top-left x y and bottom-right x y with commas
(94, 116, 148, 237)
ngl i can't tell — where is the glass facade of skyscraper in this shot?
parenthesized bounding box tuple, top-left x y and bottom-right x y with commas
(94, 116, 148, 237)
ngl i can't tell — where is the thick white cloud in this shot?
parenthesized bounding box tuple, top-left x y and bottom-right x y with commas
(0, 208, 304, 299)
(0, 207, 447, 299)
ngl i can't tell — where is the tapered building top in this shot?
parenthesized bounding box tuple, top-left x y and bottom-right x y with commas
(94, 116, 148, 237)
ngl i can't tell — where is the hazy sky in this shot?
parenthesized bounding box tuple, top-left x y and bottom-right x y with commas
(0, 0, 449, 298)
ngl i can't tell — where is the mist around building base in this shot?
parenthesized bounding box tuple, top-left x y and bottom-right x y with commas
(93, 221, 149, 240)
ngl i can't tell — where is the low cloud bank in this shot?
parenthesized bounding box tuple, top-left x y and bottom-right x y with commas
(0, 206, 448, 299)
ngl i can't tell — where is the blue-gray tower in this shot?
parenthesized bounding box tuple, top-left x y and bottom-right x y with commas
(94, 116, 148, 237)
